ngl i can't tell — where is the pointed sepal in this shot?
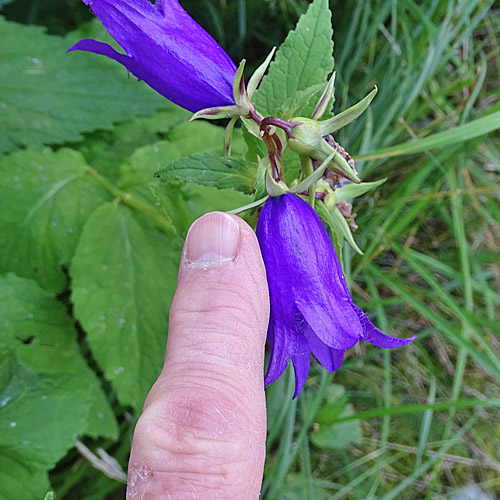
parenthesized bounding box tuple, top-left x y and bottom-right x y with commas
(319, 86, 377, 136)
(247, 47, 277, 98)
(311, 72, 336, 120)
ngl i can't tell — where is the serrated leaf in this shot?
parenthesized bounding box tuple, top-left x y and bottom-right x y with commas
(79, 107, 190, 181)
(277, 83, 330, 120)
(252, 0, 334, 117)
(335, 178, 387, 202)
(118, 120, 246, 189)
(0, 17, 166, 155)
(71, 202, 181, 409)
(159, 152, 258, 195)
(0, 274, 118, 439)
(0, 347, 92, 499)
(0, 148, 109, 293)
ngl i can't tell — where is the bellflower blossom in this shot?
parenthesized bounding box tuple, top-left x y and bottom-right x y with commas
(256, 193, 416, 397)
(68, 0, 237, 112)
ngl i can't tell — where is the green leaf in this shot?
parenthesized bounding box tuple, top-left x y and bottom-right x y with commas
(355, 109, 500, 161)
(118, 120, 246, 189)
(277, 83, 329, 120)
(158, 152, 258, 195)
(71, 202, 181, 409)
(0, 17, 166, 155)
(0, 347, 92, 499)
(79, 107, 190, 182)
(310, 386, 362, 450)
(0, 274, 118, 439)
(0, 453, 50, 500)
(252, 0, 334, 117)
(0, 148, 109, 293)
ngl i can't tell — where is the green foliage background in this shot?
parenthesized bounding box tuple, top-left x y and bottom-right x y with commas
(0, 0, 499, 498)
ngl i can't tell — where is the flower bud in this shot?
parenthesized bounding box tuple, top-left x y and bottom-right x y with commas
(288, 118, 361, 183)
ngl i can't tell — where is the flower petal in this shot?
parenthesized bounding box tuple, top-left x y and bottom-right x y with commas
(264, 318, 289, 386)
(68, 38, 132, 67)
(352, 303, 416, 348)
(290, 334, 311, 398)
(257, 194, 359, 352)
(300, 317, 344, 372)
(71, 0, 236, 112)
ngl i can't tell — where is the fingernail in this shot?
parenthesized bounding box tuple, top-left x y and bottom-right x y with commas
(185, 212, 240, 267)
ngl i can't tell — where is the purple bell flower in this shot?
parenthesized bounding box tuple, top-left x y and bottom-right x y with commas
(256, 193, 416, 398)
(68, 0, 237, 112)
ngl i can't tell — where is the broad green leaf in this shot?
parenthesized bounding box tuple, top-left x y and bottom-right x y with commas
(79, 107, 190, 181)
(277, 83, 330, 121)
(0, 347, 92, 499)
(117, 120, 250, 235)
(159, 152, 258, 194)
(0, 453, 50, 500)
(252, 0, 334, 117)
(355, 109, 500, 161)
(0, 274, 118, 439)
(118, 120, 246, 189)
(71, 202, 181, 409)
(0, 148, 109, 293)
(0, 17, 166, 155)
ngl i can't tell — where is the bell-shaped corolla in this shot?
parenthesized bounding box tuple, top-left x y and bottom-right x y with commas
(256, 193, 415, 397)
(68, 0, 237, 112)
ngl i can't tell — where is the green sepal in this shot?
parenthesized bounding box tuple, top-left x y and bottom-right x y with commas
(229, 195, 269, 215)
(241, 115, 262, 139)
(311, 72, 336, 120)
(335, 178, 387, 203)
(315, 200, 363, 255)
(288, 119, 360, 183)
(247, 47, 277, 99)
(224, 115, 239, 156)
(319, 86, 378, 136)
(233, 59, 247, 103)
(266, 168, 289, 197)
(289, 151, 335, 194)
(189, 105, 235, 121)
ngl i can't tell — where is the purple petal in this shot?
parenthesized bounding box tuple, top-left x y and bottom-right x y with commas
(352, 303, 416, 348)
(296, 301, 358, 350)
(68, 38, 132, 68)
(69, 0, 236, 112)
(300, 319, 345, 372)
(266, 194, 360, 349)
(290, 335, 311, 398)
(264, 315, 289, 386)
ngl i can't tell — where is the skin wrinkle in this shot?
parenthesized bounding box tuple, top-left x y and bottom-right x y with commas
(127, 214, 268, 500)
(149, 373, 258, 429)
